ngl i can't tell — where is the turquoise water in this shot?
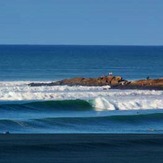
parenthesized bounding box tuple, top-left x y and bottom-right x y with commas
(0, 45, 163, 133)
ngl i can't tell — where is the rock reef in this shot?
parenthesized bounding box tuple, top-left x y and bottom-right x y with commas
(116, 78, 163, 90)
(29, 76, 163, 90)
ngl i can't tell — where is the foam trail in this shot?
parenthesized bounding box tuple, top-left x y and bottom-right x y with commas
(0, 81, 163, 111)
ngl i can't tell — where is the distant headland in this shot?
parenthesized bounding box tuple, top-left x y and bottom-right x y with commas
(29, 75, 163, 90)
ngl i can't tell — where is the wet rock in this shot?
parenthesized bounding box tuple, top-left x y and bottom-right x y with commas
(28, 76, 163, 90)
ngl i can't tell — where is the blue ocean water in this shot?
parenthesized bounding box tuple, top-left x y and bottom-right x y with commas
(0, 45, 163, 133)
(0, 45, 163, 81)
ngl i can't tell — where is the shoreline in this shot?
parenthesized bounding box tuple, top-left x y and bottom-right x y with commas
(1, 134, 163, 163)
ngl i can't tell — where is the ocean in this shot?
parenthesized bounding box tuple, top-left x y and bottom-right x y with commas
(0, 45, 163, 133)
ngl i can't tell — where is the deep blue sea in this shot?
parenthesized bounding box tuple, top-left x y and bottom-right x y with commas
(0, 45, 163, 81)
(0, 45, 163, 133)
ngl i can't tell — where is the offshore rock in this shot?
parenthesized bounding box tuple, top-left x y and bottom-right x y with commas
(29, 76, 126, 87)
(112, 78, 163, 90)
(28, 76, 163, 90)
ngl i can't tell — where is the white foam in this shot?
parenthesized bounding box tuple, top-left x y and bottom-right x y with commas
(0, 81, 163, 110)
(93, 97, 163, 111)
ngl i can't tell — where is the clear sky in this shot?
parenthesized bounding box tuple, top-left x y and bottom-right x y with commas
(0, 0, 163, 45)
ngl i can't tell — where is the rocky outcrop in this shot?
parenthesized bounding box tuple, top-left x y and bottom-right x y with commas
(29, 76, 126, 87)
(114, 78, 163, 90)
(131, 78, 163, 87)
(56, 76, 127, 86)
(28, 76, 163, 90)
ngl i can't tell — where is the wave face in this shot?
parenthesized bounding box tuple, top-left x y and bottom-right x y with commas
(0, 81, 163, 133)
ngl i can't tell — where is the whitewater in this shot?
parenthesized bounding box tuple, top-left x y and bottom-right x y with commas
(0, 45, 163, 133)
(0, 81, 163, 111)
(1, 81, 163, 133)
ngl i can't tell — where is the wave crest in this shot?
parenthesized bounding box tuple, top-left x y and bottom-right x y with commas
(93, 97, 163, 111)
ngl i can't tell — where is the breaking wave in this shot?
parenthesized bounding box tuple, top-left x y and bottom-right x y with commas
(0, 81, 163, 133)
(0, 97, 163, 112)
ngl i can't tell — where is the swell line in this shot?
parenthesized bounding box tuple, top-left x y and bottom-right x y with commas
(0, 99, 93, 112)
(1, 113, 163, 132)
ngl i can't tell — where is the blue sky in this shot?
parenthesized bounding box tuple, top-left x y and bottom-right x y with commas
(0, 0, 163, 45)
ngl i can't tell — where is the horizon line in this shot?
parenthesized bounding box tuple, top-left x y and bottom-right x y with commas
(0, 44, 163, 47)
